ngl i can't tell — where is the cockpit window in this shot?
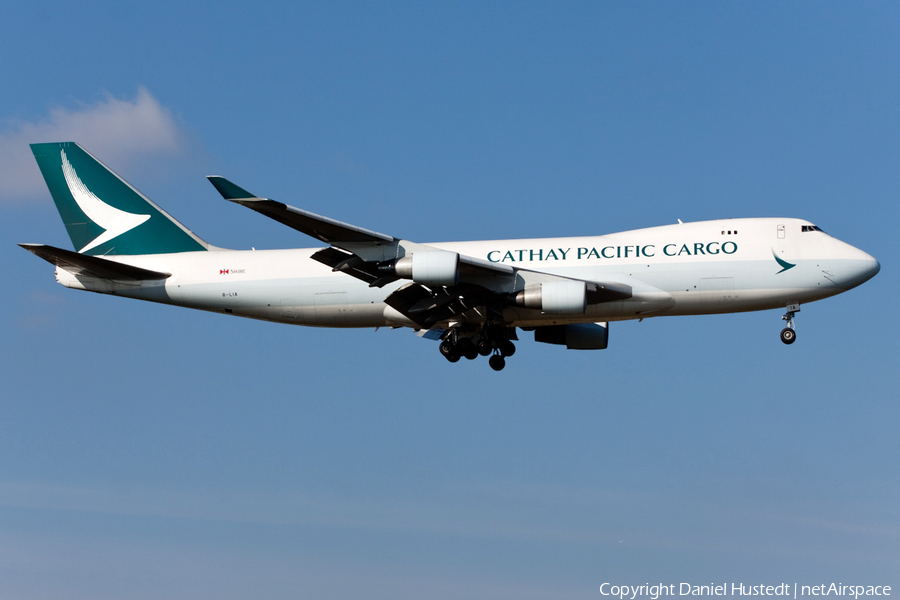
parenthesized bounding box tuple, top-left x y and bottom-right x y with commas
(802, 225, 825, 233)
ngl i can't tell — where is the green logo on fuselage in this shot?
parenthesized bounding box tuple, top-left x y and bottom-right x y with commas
(772, 250, 796, 274)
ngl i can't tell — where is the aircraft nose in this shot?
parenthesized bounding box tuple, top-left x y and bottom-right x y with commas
(865, 255, 881, 280)
(835, 246, 880, 290)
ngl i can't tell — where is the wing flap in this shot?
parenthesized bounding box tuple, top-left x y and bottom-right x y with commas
(19, 243, 170, 281)
(310, 247, 401, 287)
(385, 282, 500, 328)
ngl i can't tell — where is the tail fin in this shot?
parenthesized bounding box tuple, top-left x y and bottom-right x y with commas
(30, 142, 208, 255)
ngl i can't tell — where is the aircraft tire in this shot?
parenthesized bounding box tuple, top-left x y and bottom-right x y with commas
(459, 340, 478, 360)
(439, 340, 455, 356)
(780, 328, 796, 345)
(445, 352, 461, 363)
(485, 324, 503, 342)
(477, 340, 493, 356)
(499, 340, 516, 357)
(489, 355, 506, 371)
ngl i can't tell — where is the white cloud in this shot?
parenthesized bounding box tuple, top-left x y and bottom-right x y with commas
(0, 88, 185, 203)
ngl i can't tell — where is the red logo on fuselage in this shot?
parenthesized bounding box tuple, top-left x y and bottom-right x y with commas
(220, 269, 229, 275)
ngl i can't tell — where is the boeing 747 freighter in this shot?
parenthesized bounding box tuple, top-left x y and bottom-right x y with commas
(21, 142, 880, 370)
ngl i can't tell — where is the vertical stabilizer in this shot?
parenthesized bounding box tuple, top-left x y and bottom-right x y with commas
(31, 142, 208, 255)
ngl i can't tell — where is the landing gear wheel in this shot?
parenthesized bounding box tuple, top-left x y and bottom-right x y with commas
(445, 352, 460, 363)
(499, 340, 516, 357)
(477, 340, 493, 357)
(439, 341, 455, 357)
(780, 304, 800, 346)
(458, 340, 478, 360)
(489, 354, 506, 371)
(780, 328, 796, 345)
(484, 323, 503, 343)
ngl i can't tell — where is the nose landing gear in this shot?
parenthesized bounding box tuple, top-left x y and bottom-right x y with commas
(780, 303, 800, 345)
(780, 327, 796, 345)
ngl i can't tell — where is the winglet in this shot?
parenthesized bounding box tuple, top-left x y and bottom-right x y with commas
(207, 176, 257, 200)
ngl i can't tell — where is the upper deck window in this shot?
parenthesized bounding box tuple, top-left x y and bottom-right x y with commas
(802, 225, 824, 233)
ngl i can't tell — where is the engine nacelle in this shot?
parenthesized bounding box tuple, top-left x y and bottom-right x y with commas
(534, 322, 609, 350)
(394, 251, 460, 286)
(514, 281, 586, 314)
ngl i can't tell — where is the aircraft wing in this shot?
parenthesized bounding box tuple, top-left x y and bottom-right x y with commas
(20, 244, 171, 281)
(208, 177, 632, 327)
(209, 176, 520, 282)
(208, 177, 394, 245)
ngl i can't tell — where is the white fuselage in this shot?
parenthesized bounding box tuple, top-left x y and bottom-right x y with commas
(55, 218, 879, 330)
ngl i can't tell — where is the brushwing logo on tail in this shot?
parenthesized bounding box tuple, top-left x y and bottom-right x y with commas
(61, 149, 150, 253)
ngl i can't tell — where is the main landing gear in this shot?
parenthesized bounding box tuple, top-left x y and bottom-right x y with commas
(439, 324, 516, 371)
(780, 303, 800, 345)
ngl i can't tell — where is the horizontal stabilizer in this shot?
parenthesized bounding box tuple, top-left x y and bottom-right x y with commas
(19, 244, 171, 281)
(207, 176, 394, 245)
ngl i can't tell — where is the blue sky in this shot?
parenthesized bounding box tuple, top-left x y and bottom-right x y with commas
(1, 2, 898, 598)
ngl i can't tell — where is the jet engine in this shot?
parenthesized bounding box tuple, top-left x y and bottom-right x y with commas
(514, 281, 587, 314)
(534, 322, 609, 350)
(393, 250, 460, 286)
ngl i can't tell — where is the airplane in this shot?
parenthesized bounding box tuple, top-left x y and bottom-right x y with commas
(21, 142, 880, 371)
